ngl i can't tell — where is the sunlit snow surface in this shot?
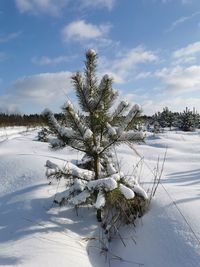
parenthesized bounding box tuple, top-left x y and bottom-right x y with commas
(0, 127, 200, 267)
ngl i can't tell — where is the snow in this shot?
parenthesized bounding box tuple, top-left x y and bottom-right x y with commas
(49, 137, 64, 147)
(46, 159, 94, 181)
(87, 177, 118, 192)
(111, 172, 121, 181)
(110, 101, 129, 123)
(62, 101, 94, 143)
(83, 128, 93, 140)
(59, 126, 75, 138)
(106, 122, 117, 137)
(119, 184, 135, 199)
(118, 104, 142, 132)
(94, 190, 105, 209)
(0, 127, 200, 267)
(132, 103, 141, 112)
(73, 178, 87, 192)
(69, 189, 91, 205)
(46, 159, 60, 170)
(132, 183, 148, 199)
(0, 126, 34, 142)
(62, 100, 73, 111)
(87, 49, 96, 56)
(103, 74, 109, 81)
(65, 162, 94, 181)
(106, 162, 117, 175)
(0, 127, 94, 267)
(111, 101, 129, 119)
(43, 110, 78, 143)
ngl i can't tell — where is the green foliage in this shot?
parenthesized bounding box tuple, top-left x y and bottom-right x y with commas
(43, 49, 148, 239)
(179, 107, 195, 131)
(105, 188, 148, 216)
(151, 106, 200, 131)
(102, 188, 148, 238)
(0, 113, 45, 127)
(44, 49, 144, 179)
(37, 127, 53, 142)
(152, 107, 174, 129)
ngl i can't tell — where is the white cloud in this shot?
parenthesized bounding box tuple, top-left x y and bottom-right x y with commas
(32, 55, 75, 65)
(155, 65, 200, 93)
(172, 56, 196, 65)
(100, 70, 124, 84)
(15, 0, 69, 16)
(15, 0, 115, 16)
(173, 41, 200, 58)
(15, 0, 32, 12)
(100, 46, 158, 84)
(146, 96, 200, 115)
(151, 0, 192, 4)
(113, 47, 157, 71)
(161, 0, 192, 4)
(167, 11, 200, 32)
(62, 20, 111, 42)
(0, 97, 21, 114)
(181, 0, 193, 4)
(79, 0, 115, 10)
(135, 71, 152, 80)
(0, 72, 72, 113)
(122, 92, 200, 115)
(12, 72, 72, 104)
(172, 41, 200, 64)
(0, 31, 21, 43)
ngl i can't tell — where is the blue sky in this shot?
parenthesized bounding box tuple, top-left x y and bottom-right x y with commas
(1, 0, 200, 114)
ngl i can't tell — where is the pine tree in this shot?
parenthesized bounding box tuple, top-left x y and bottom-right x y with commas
(179, 107, 195, 131)
(160, 107, 174, 129)
(152, 107, 174, 130)
(192, 107, 200, 129)
(43, 49, 148, 239)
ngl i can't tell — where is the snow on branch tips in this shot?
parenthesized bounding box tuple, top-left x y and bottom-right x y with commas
(62, 101, 93, 140)
(111, 100, 129, 121)
(46, 160, 94, 181)
(119, 184, 135, 199)
(119, 104, 142, 132)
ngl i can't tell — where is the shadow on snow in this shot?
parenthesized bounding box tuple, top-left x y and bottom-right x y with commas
(0, 183, 103, 266)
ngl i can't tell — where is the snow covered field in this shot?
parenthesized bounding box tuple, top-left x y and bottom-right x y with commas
(0, 128, 199, 267)
(0, 127, 31, 143)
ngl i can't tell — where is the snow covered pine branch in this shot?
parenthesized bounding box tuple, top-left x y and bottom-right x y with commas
(43, 49, 148, 240)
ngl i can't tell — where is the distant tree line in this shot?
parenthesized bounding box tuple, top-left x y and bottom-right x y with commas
(1, 107, 199, 132)
(0, 113, 64, 127)
(150, 107, 200, 132)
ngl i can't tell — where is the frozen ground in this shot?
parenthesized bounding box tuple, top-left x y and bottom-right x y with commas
(0, 128, 199, 266)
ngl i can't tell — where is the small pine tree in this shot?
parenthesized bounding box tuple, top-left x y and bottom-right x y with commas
(37, 127, 52, 142)
(43, 49, 148, 239)
(160, 107, 174, 129)
(192, 107, 200, 129)
(152, 107, 174, 130)
(153, 120, 161, 133)
(179, 107, 195, 131)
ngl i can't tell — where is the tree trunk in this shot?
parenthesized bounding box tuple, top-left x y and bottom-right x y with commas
(94, 155, 100, 180)
(96, 208, 102, 222)
(93, 155, 102, 221)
